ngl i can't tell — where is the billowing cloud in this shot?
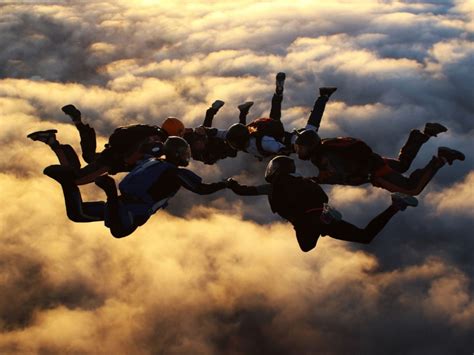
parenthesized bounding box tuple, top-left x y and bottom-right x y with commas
(1, 0, 473, 354)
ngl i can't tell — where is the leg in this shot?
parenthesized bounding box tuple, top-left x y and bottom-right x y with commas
(27, 130, 81, 171)
(306, 95, 328, 130)
(238, 102, 254, 124)
(95, 176, 138, 238)
(372, 156, 445, 195)
(51, 143, 82, 171)
(62, 104, 97, 163)
(76, 123, 97, 163)
(269, 93, 283, 121)
(74, 148, 118, 185)
(293, 216, 322, 252)
(43, 165, 104, 222)
(305, 87, 337, 130)
(269, 72, 286, 121)
(75, 163, 111, 185)
(202, 100, 225, 127)
(321, 206, 399, 244)
(384, 129, 429, 173)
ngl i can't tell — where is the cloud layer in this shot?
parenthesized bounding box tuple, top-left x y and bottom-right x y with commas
(1, 0, 473, 354)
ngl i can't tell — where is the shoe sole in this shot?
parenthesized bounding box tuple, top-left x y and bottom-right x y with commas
(438, 147, 465, 162)
(425, 123, 447, 136)
(392, 193, 418, 207)
(27, 129, 58, 139)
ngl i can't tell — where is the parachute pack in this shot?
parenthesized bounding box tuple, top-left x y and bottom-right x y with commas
(107, 124, 163, 154)
(320, 137, 373, 161)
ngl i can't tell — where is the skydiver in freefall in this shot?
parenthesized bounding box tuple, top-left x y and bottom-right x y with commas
(43, 136, 230, 238)
(227, 156, 418, 252)
(225, 72, 338, 161)
(26, 105, 185, 185)
(292, 90, 465, 195)
(225, 72, 295, 160)
(182, 100, 240, 165)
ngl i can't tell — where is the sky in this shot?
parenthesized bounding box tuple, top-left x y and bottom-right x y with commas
(0, 0, 473, 354)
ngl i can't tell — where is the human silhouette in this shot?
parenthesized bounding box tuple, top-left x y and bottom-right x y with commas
(228, 156, 418, 252)
(43, 137, 229, 238)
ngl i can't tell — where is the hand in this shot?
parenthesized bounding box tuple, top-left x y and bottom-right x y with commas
(224, 178, 239, 189)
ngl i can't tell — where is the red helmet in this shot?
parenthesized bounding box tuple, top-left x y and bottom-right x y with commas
(162, 117, 185, 137)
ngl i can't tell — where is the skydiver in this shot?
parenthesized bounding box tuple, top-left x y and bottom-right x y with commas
(226, 73, 337, 160)
(27, 105, 187, 185)
(182, 100, 239, 164)
(293, 91, 465, 195)
(225, 72, 293, 160)
(43, 137, 230, 238)
(227, 156, 418, 252)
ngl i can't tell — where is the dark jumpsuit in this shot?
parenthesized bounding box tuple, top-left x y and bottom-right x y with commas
(51, 164, 226, 238)
(310, 138, 445, 195)
(230, 174, 399, 252)
(50, 124, 166, 184)
(303, 94, 444, 195)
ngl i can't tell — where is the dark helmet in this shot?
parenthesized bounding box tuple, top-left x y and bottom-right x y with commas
(265, 155, 296, 182)
(294, 129, 321, 148)
(226, 123, 250, 150)
(163, 136, 191, 166)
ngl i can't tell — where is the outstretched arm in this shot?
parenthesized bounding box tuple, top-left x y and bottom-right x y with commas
(177, 169, 228, 195)
(227, 179, 271, 196)
(187, 181, 228, 195)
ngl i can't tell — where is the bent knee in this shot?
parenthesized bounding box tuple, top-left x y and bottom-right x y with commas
(110, 230, 131, 239)
(298, 240, 317, 252)
(66, 212, 89, 223)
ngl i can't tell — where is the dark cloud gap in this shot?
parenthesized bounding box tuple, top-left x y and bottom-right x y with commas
(0, 252, 105, 331)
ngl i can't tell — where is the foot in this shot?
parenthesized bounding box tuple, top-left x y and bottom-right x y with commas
(61, 104, 82, 122)
(437, 147, 465, 165)
(391, 192, 418, 211)
(424, 122, 447, 137)
(238, 101, 254, 113)
(27, 129, 58, 145)
(319, 87, 337, 98)
(95, 175, 117, 196)
(275, 72, 286, 95)
(43, 164, 75, 183)
(211, 100, 225, 111)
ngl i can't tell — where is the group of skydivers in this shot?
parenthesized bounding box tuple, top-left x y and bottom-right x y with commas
(28, 73, 465, 252)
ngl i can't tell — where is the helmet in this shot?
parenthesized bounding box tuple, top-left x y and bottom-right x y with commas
(294, 129, 321, 148)
(163, 136, 191, 166)
(162, 117, 185, 137)
(265, 155, 296, 182)
(226, 123, 250, 150)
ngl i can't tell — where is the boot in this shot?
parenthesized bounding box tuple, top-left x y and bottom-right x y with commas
(438, 147, 465, 165)
(319, 87, 337, 98)
(391, 192, 418, 211)
(424, 122, 447, 137)
(61, 104, 82, 123)
(275, 72, 286, 95)
(27, 129, 58, 146)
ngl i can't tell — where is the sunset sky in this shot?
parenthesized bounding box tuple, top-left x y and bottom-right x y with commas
(0, 0, 473, 354)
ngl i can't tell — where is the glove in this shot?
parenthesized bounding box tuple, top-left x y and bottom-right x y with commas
(224, 178, 239, 190)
